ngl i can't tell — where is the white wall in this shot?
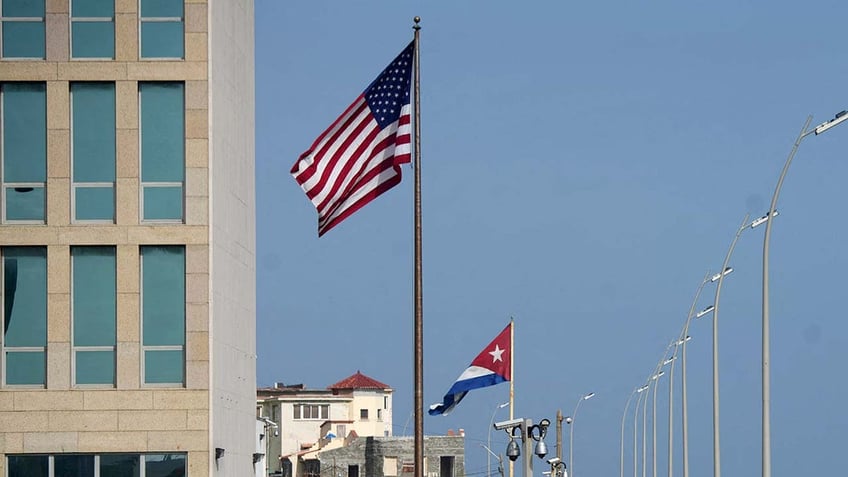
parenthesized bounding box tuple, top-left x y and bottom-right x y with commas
(208, 0, 257, 475)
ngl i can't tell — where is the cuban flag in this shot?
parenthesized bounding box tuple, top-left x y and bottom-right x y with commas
(429, 322, 512, 416)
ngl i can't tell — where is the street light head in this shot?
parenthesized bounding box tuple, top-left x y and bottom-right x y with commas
(751, 210, 779, 228)
(637, 385, 649, 393)
(663, 357, 676, 365)
(696, 305, 715, 318)
(547, 457, 561, 466)
(564, 416, 573, 424)
(497, 402, 510, 409)
(814, 110, 848, 135)
(505, 439, 521, 461)
(710, 267, 733, 282)
(583, 392, 595, 400)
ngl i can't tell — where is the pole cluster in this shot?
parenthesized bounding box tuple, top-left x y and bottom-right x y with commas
(618, 112, 847, 477)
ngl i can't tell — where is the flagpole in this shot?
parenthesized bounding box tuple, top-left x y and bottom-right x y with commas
(509, 317, 515, 477)
(412, 16, 425, 477)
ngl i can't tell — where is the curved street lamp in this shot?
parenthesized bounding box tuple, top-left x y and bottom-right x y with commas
(703, 212, 776, 477)
(633, 384, 649, 477)
(762, 110, 848, 477)
(567, 392, 595, 477)
(621, 386, 647, 477)
(680, 271, 724, 477)
(489, 402, 510, 477)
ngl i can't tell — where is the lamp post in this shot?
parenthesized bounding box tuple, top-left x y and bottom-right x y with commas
(494, 417, 551, 477)
(567, 392, 594, 477)
(633, 385, 648, 477)
(489, 402, 510, 477)
(680, 271, 724, 477)
(652, 356, 674, 477)
(482, 444, 506, 477)
(641, 371, 664, 477)
(666, 335, 689, 477)
(621, 386, 648, 477)
(762, 110, 848, 477)
(703, 212, 776, 477)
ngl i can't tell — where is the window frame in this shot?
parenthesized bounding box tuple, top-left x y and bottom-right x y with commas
(6, 452, 186, 476)
(140, 245, 186, 388)
(1, 82, 47, 225)
(70, 82, 116, 224)
(137, 0, 184, 61)
(68, 0, 115, 61)
(0, 0, 46, 61)
(1, 246, 47, 389)
(292, 403, 329, 420)
(70, 246, 117, 388)
(138, 82, 185, 224)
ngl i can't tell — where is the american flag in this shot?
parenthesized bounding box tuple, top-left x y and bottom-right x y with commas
(291, 42, 414, 236)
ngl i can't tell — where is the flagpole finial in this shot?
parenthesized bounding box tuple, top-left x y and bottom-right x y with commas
(413, 16, 421, 30)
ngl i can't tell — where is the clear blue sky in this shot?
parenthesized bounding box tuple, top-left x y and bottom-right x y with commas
(254, 2, 848, 476)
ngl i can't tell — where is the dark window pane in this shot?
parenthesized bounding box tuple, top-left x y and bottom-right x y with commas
(3, 247, 47, 347)
(75, 186, 115, 221)
(3, 0, 45, 17)
(72, 83, 116, 182)
(143, 186, 182, 221)
(75, 350, 115, 385)
(101, 454, 140, 477)
(72, 0, 113, 17)
(6, 187, 45, 222)
(140, 0, 183, 18)
(55, 454, 95, 477)
(141, 247, 185, 346)
(3, 83, 46, 182)
(145, 454, 186, 477)
(72, 246, 116, 346)
(140, 22, 184, 59)
(6, 351, 45, 385)
(2, 22, 45, 58)
(140, 83, 184, 181)
(72, 21, 114, 58)
(7, 455, 48, 477)
(144, 350, 184, 384)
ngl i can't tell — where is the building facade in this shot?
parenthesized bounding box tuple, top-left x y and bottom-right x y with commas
(257, 372, 394, 477)
(316, 436, 465, 477)
(0, 0, 255, 475)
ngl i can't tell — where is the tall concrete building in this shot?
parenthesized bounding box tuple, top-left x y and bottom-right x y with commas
(0, 1, 255, 475)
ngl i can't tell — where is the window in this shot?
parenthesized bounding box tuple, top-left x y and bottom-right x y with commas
(139, 0, 183, 59)
(71, 82, 116, 222)
(0, 0, 45, 59)
(336, 424, 346, 438)
(377, 408, 382, 421)
(2, 247, 47, 387)
(139, 82, 184, 222)
(1, 83, 46, 223)
(72, 246, 116, 386)
(292, 403, 328, 420)
(440, 456, 455, 477)
(384, 396, 388, 409)
(272, 404, 279, 421)
(360, 408, 368, 420)
(70, 0, 114, 59)
(348, 465, 359, 477)
(383, 457, 398, 477)
(7, 453, 183, 477)
(141, 246, 185, 386)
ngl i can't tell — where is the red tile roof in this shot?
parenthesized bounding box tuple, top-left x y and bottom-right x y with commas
(327, 371, 390, 390)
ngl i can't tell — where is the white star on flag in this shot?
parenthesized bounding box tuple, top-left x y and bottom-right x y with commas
(489, 345, 505, 363)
